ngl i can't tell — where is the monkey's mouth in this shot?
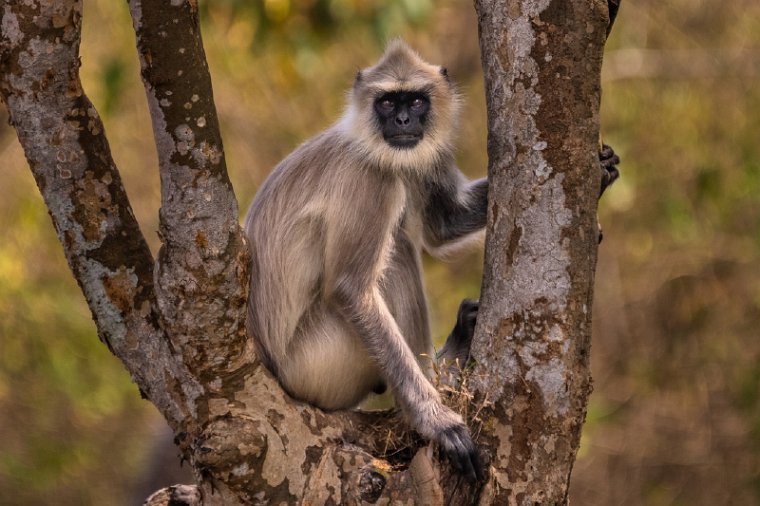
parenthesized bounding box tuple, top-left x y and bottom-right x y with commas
(386, 134, 422, 149)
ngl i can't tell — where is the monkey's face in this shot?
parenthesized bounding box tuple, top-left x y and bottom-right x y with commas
(374, 91, 430, 149)
(339, 40, 460, 171)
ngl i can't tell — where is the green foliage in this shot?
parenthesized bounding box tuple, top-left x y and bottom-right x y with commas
(100, 58, 127, 115)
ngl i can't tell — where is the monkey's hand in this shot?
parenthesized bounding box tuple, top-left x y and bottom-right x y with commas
(598, 143, 621, 243)
(412, 402, 482, 482)
(599, 143, 620, 198)
(433, 409, 483, 482)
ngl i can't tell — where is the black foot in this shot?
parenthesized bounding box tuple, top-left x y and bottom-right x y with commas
(453, 299, 478, 345)
(438, 299, 479, 365)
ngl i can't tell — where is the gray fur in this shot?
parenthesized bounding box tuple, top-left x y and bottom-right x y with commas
(245, 40, 486, 479)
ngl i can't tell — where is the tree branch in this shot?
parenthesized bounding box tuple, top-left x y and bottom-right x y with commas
(127, 0, 252, 381)
(0, 0, 193, 429)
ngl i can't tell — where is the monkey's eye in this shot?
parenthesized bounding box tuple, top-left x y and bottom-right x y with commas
(378, 99, 395, 111)
(410, 98, 425, 111)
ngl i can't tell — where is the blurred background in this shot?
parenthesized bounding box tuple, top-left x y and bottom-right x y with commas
(1, 0, 759, 504)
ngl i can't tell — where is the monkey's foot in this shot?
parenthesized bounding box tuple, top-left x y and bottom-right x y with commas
(453, 299, 478, 345)
(438, 299, 479, 368)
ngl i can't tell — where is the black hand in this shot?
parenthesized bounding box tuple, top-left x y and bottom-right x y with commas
(599, 143, 620, 197)
(438, 424, 484, 482)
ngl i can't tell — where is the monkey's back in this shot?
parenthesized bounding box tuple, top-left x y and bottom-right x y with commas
(244, 131, 334, 368)
(244, 128, 402, 406)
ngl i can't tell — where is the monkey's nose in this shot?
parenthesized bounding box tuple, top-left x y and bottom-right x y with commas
(395, 112, 410, 126)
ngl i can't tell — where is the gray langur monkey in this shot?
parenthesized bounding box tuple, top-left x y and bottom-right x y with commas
(245, 40, 485, 480)
(244, 40, 620, 481)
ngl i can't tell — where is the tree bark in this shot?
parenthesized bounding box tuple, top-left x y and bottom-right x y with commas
(471, 0, 611, 504)
(0, 0, 613, 504)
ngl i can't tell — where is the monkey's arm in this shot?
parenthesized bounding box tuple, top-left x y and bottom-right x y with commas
(422, 167, 488, 256)
(331, 275, 482, 480)
(324, 188, 481, 480)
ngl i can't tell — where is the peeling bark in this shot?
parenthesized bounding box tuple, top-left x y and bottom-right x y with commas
(471, 0, 611, 503)
(1, 0, 615, 503)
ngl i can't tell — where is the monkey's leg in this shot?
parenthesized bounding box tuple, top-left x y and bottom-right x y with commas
(437, 299, 478, 365)
(278, 307, 383, 410)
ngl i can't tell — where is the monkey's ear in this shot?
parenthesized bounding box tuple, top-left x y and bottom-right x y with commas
(440, 67, 449, 81)
(355, 70, 363, 84)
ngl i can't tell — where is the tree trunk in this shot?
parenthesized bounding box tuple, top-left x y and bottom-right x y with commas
(0, 0, 613, 504)
(471, 0, 611, 504)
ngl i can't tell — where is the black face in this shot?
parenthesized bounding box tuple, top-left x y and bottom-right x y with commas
(374, 91, 430, 149)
